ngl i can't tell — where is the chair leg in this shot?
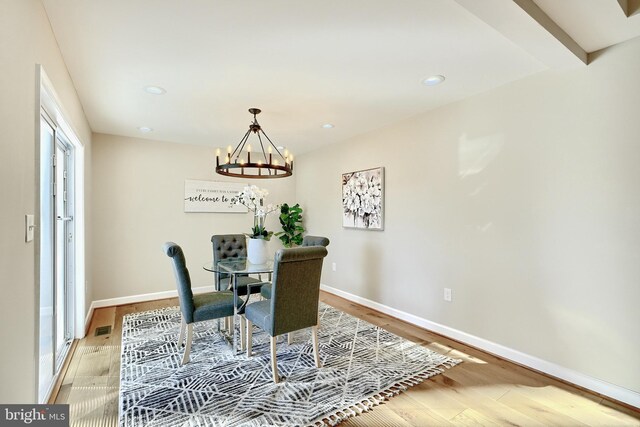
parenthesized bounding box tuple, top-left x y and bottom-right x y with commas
(239, 315, 246, 351)
(270, 336, 279, 383)
(287, 332, 293, 345)
(181, 323, 193, 365)
(311, 325, 322, 368)
(178, 318, 186, 347)
(246, 320, 253, 357)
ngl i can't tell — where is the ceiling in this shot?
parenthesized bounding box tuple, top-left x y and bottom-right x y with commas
(41, 0, 640, 156)
(533, 0, 640, 52)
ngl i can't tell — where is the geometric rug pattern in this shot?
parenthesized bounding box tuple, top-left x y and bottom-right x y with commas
(119, 303, 460, 426)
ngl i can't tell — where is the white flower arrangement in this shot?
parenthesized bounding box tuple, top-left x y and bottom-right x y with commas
(234, 185, 279, 239)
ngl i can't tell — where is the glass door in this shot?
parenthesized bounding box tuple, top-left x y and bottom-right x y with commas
(54, 137, 73, 369)
(38, 113, 75, 403)
(39, 116, 55, 403)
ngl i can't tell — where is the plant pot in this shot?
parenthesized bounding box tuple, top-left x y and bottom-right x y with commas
(247, 238, 268, 264)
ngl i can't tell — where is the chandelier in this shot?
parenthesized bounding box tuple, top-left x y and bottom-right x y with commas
(215, 108, 293, 179)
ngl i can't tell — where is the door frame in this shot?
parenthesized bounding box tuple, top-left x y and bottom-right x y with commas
(35, 66, 87, 403)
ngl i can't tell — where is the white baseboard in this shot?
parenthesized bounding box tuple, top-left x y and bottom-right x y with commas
(83, 286, 211, 335)
(320, 284, 640, 409)
(84, 303, 94, 336)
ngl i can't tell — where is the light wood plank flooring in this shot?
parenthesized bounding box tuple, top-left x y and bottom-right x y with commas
(53, 292, 640, 426)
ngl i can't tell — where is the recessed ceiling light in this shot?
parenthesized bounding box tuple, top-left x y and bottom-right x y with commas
(322, 123, 334, 129)
(422, 75, 446, 86)
(144, 86, 166, 95)
(137, 126, 153, 133)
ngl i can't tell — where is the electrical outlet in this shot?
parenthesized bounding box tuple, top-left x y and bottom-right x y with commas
(444, 288, 452, 302)
(332, 262, 337, 272)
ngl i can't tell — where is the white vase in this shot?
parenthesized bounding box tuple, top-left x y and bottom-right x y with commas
(247, 238, 268, 264)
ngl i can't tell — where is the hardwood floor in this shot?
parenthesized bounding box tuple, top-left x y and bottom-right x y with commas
(54, 292, 640, 426)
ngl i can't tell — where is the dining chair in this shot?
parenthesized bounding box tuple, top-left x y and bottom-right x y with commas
(245, 246, 328, 383)
(163, 242, 242, 365)
(260, 235, 329, 300)
(211, 234, 264, 295)
(301, 235, 330, 247)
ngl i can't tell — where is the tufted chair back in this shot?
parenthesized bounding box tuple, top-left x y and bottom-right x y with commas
(211, 234, 248, 260)
(211, 234, 248, 289)
(301, 235, 330, 247)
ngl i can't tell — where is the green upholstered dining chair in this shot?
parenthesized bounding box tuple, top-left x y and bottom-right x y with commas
(260, 235, 329, 300)
(245, 246, 328, 383)
(163, 242, 241, 365)
(211, 234, 264, 295)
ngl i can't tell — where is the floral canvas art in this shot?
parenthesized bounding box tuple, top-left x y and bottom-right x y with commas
(342, 167, 384, 230)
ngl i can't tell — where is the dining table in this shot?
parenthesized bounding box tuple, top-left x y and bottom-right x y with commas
(202, 258, 273, 352)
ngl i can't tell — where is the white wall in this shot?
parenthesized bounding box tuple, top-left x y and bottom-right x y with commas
(297, 37, 640, 394)
(91, 134, 296, 301)
(0, 0, 92, 403)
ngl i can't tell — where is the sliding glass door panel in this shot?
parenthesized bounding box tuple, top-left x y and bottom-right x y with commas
(39, 117, 55, 403)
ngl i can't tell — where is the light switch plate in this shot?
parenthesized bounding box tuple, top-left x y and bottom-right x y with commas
(25, 214, 35, 242)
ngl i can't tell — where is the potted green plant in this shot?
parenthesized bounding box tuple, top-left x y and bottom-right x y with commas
(276, 203, 305, 248)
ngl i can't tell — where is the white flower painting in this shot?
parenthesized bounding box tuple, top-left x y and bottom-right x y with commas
(342, 167, 384, 230)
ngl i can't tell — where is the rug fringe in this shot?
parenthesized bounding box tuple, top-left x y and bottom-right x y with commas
(310, 357, 461, 426)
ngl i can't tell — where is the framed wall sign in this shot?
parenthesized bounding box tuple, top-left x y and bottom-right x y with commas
(342, 167, 384, 230)
(184, 180, 248, 213)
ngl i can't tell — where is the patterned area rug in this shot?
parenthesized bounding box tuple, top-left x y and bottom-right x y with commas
(119, 303, 460, 426)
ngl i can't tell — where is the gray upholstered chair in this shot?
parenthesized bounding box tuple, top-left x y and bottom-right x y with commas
(245, 246, 328, 383)
(260, 235, 330, 300)
(211, 234, 264, 296)
(301, 235, 330, 247)
(164, 242, 241, 365)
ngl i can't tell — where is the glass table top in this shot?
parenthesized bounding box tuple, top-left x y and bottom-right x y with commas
(202, 257, 274, 274)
